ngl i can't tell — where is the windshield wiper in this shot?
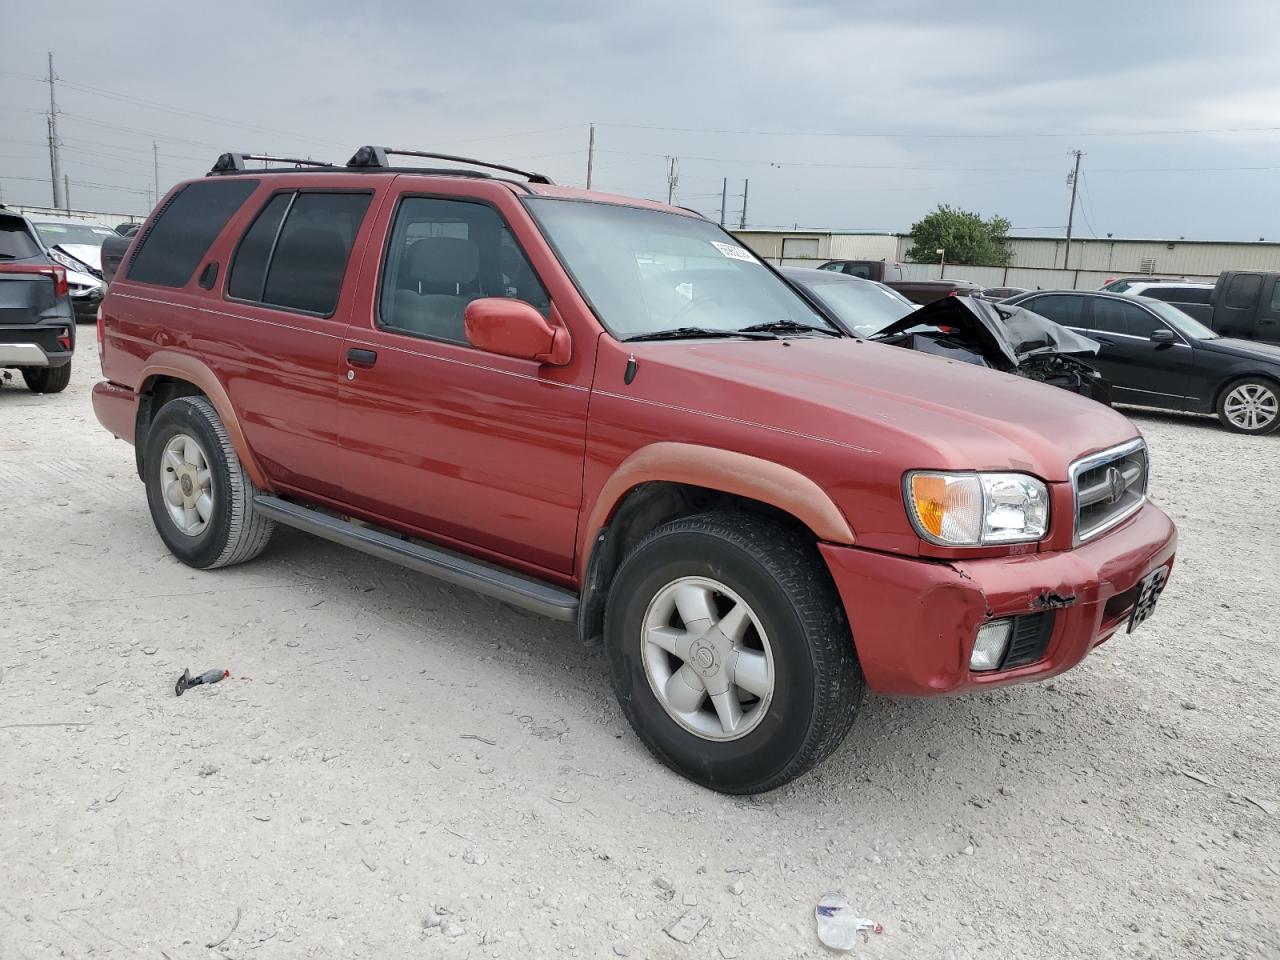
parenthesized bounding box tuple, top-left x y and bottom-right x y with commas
(626, 326, 775, 342)
(736, 319, 841, 337)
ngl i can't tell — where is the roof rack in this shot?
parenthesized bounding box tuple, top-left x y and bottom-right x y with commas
(347, 146, 554, 184)
(209, 153, 336, 175)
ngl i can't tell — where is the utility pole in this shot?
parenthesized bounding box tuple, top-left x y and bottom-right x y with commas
(64, 175, 70, 209)
(738, 179, 749, 229)
(719, 177, 728, 226)
(153, 141, 160, 208)
(585, 123, 595, 189)
(46, 52, 65, 210)
(1063, 149, 1082, 269)
(666, 156, 679, 205)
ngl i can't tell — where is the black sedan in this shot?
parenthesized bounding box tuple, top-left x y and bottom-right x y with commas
(1005, 290, 1280, 435)
(782, 267, 1111, 403)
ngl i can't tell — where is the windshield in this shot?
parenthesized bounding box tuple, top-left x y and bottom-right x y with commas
(34, 222, 115, 247)
(526, 199, 836, 340)
(794, 275, 916, 336)
(1146, 300, 1218, 339)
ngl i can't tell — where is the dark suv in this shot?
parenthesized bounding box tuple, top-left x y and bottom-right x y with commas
(92, 148, 1177, 793)
(0, 206, 75, 393)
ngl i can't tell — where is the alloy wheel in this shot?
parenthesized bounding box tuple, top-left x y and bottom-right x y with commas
(159, 433, 214, 536)
(640, 576, 775, 741)
(1223, 383, 1279, 431)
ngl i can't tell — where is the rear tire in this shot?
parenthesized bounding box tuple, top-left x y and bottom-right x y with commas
(22, 363, 71, 394)
(144, 396, 275, 569)
(604, 512, 862, 794)
(1216, 377, 1280, 435)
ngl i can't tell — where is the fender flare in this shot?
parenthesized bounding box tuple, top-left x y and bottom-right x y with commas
(579, 441, 856, 566)
(134, 350, 270, 490)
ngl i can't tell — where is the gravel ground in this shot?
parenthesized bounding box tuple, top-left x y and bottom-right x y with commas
(2, 341, 1277, 960)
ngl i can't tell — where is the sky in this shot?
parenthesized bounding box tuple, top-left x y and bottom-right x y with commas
(4, 0, 1280, 240)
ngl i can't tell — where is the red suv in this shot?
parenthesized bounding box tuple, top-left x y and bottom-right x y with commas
(93, 147, 1177, 793)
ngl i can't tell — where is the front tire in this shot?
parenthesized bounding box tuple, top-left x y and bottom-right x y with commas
(604, 512, 862, 794)
(144, 396, 275, 569)
(22, 363, 71, 394)
(1217, 377, 1280, 435)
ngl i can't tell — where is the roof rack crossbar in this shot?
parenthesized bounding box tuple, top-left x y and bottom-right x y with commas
(346, 145, 554, 184)
(209, 153, 336, 175)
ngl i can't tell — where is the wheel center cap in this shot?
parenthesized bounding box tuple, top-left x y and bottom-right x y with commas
(690, 639, 719, 676)
(180, 475, 194, 496)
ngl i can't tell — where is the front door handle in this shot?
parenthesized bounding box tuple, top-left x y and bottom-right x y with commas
(1093, 335, 1115, 344)
(347, 348, 377, 368)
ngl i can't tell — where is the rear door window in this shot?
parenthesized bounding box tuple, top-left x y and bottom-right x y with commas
(127, 179, 259, 287)
(228, 191, 372, 315)
(1023, 294, 1086, 328)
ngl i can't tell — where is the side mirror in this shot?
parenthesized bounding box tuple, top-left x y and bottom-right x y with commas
(1150, 328, 1177, 344)
(463, 298, 571, 366)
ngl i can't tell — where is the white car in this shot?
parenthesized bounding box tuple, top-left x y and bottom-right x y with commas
(27, 216, 115, 322)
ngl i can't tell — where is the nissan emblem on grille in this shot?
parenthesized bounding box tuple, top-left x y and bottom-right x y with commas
(1106, 466, 1126, 505)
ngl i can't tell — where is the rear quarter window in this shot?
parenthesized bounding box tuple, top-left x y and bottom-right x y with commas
(1225, 274, 1262, 310)
(127, 179, 259, 287)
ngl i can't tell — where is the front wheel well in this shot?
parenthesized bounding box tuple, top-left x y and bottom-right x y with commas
(133, 375, 206, 478)
(577, 481, 816, 646)
(1213, 372, 1280, 409)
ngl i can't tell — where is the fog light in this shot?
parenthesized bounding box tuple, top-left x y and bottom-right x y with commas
(971, 619, 1013, 671)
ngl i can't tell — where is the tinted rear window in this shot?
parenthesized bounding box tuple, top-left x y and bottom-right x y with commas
(1225, 274, 1262, 309)
(228, 193, 292, 301)
(227, 191, 371, 315)
(128, 179, 259, 287)
(1143, 286, 1212, 305)
(0, 218, 43, 260)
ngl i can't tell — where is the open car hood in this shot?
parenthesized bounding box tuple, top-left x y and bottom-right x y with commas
(872, 296, 1100, 370)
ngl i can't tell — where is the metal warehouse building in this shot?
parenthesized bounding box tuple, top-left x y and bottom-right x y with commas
(733, 230, 1280, 290)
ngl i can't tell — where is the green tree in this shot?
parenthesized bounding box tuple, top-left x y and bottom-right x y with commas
(906, 205, 1012, 267)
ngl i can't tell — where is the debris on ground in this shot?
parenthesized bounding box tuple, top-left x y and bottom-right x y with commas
(815, 893, 880, 951)
(175, 667, 229, 697)
(665, 910, 709, 944)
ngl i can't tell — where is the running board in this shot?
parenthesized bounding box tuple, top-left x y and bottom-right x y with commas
(253, 495, 579, 621)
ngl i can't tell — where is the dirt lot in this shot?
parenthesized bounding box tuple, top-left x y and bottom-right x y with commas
(2, 340, 1277, 960)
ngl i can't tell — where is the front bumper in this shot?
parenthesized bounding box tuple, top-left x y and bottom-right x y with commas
(820, 501, 1177, 696)
(70, 288, 103, 323)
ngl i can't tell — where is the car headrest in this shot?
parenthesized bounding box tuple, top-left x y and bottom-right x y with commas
(406, 236, 479, 288)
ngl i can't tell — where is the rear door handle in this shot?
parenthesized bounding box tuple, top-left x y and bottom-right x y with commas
(1093, 335, 1115, 344)
(347, 348, 377, 368)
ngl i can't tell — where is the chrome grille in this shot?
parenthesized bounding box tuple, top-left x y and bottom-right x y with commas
(1071, 439, 1148, 543)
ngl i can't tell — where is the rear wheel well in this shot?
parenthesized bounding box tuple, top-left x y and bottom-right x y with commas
(578, 481, 816, 646)
(134, 376, 205, 478)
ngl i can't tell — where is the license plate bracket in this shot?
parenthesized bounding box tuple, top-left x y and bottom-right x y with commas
(1127, 567, 1167, 633)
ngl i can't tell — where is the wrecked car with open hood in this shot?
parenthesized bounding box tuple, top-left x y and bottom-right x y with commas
(782, 266, 1110, 404)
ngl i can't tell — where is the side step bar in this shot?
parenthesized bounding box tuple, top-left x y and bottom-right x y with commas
(253, 495, 579, 621)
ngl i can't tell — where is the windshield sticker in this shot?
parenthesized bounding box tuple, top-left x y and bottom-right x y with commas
(710, 241, 759, 263)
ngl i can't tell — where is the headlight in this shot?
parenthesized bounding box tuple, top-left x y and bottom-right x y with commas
(906, 471, 1049, 546)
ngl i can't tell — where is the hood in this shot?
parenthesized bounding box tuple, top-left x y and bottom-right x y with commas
(1201, 336, 1280, 363)
(627, 336, 1137, 483)
(874, 297, 1101, 369)
(54, 243, 103, 272)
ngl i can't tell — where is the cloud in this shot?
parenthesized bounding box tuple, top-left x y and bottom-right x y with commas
(3, 0, 1279, 237)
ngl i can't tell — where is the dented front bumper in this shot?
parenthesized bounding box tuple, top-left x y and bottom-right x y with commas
(819, 502, 1177, 696)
